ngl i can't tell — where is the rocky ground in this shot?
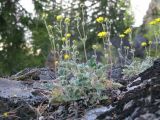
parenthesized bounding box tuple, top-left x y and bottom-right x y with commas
(95, 59, 160, 120)
(0, 59, 160, 120)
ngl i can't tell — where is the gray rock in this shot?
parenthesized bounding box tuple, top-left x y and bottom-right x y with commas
(0, 78, 51, 120)
(0, 78, 49, 104)
(97, 59, 160, 120)
(82, 105, 114, 120)
(123, 100, 134, 111)
(143, 0, 160, 23)
(10, 67, 56, 81)
(135, 113, 158, 120)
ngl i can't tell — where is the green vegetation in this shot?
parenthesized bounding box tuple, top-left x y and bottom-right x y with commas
(0, 0, 132, 75)
(42, 6, 160, 103)
(1, 0, 160, 105)
(122, 18, 160, 79)
(122, 57, 154, 79)
(50, 58, 122, 104)
(42, 10, 123, 103)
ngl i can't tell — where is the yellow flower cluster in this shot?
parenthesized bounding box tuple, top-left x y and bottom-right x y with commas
(61, 33, 71, 42)
(56, 15, 64, 21)
(124, 28, 132, 34)
(97, 31, 107, 38)
(141, 41, 152, 47)
(56, 15, 71, 24)
(64, 18, 70, 24)
(66, 33, 71, 38)
(92, 45, 98, 50)
(119, 28, 132, 37)
(42, 13, 48, 19)
(62, 37, 66, 42)
(96, 17, 104, 23)
(48, 25, 53, 29)
(148, 40, 152, 45)
(119, 34, 125, 38)
(64, 54, 70, 60)
(141, 42, 147, 47)
(124, 46, 130, 49)
(149, 21, 156, 25)
(155, 18, 160, 22)
(148, 18, 160, 25)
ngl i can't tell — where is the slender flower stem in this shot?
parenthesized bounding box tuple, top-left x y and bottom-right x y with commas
(76, 5, 88, 62)
(65, 24, 71, 55)
(108, 41, 113, 79)
(148, 44, 151, 57)
(83, 41, 88, 62)
(81, 6, 88, 62)
(44, 20, 55, 51)
(102, 38, 106, 50)
(50, 29, 56, 53)
(44, 20, 57, 73)
(94, 49, 97, 61)
(76, 25, 87, 61)
(154, 32, 158, 57)
(77, 27, 83, 39)
(101, 21, 113, 79)
(81, 6, 86, 39)
(59, 21, 63, 38)
(107, 24, 113, 79)
(120, 38, 123, 65)
(120, 38, 123, 51)
(124, 48, 129, 65)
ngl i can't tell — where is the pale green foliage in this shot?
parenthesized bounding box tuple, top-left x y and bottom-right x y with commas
(51, 56, 122, 104)
(43, 2, 129, 104)
(122, 57, 154, 78)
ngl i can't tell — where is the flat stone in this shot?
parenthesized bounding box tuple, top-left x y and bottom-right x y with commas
(0, 78, 51, 120)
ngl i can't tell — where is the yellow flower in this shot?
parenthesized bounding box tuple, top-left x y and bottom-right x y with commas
(119, 34, 125, 38)
(62, 37, 66, 42)
(92, 45, 98, 50)
(155, 18, 160, 23)
(42, 13, 48, 19)
(148, 20, 156, 25)
(97, 31, 107, 38)
(64, 54, 70, 60)
(141, 42, 147, 47)
(124, 28, 132, 34)
(64, 18, 70, 24)
(66, 33, 71, 38)
(56, 15, 63, 21)
(96, 17, 104, 23)
(148, 41, 152, 45)
(48, 25, 53, 29)
(124, 46, 130, 49)
(3, 112, 9, 117)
